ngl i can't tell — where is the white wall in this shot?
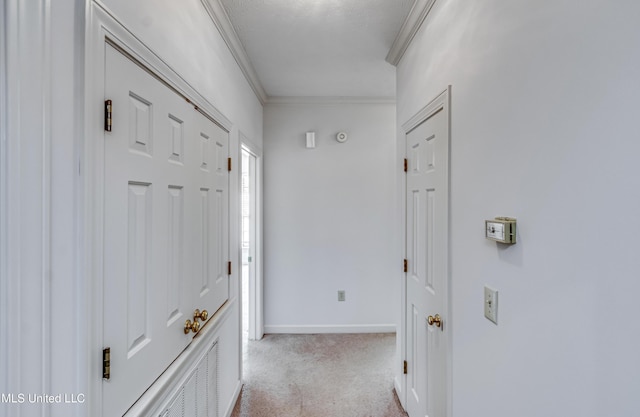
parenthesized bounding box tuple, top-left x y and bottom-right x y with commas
(263, 101, 397, 332)
(397, 0, 640, 416)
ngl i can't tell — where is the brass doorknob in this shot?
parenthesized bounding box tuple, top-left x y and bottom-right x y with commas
(427, 314, 442, 328)
(194, 309, 208, 322)
(184, 319, 201, 334)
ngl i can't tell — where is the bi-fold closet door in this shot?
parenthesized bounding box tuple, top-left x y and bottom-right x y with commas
(102, 43, 229, 417)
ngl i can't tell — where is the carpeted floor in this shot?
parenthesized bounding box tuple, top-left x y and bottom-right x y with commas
(231, 333, 408, 417)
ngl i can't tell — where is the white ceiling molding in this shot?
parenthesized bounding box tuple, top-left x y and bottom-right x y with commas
(386, 0, 437, 66)
(266, 96, 396, 106)
(201, 0, 268, 105)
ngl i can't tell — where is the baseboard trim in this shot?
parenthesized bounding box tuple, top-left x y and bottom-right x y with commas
(264, 324, 396, 334)
(394, 376, 405, 410)
(223, 380, 243, 417)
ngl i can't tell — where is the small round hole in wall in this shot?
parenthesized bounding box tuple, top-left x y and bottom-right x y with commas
(336, 132, 348, 143)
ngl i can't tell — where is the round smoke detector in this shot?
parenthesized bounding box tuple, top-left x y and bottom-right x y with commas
(336, 132, 348, 143)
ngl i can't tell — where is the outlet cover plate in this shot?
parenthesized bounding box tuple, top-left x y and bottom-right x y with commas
(484, 286, 498, 324)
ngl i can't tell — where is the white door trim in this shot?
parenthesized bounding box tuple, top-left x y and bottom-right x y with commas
(400, 86, 453, 417)
(85, 4, 234, 415)
(240, 134, 264, 341)
(0, 1, 8, 411)
(1, 1, 54, 415)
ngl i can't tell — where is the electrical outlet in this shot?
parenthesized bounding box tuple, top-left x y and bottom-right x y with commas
(338, 290, 346, 302)
(484, 286, 498, 324)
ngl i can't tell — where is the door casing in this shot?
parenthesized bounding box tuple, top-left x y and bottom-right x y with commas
(240, 136, 264, 342)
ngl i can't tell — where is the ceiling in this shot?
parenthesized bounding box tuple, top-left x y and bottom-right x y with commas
(218, 0, 415, 99)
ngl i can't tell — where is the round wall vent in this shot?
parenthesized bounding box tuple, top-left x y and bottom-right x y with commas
(336, 132, 348, 143)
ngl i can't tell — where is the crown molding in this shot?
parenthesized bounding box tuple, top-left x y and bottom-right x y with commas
(386, 0, 437, 66)
(201, 0, 268, 105)
(266, 96, 396, 106)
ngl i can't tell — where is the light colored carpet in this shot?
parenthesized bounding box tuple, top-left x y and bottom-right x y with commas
(231, 333, 408, 417)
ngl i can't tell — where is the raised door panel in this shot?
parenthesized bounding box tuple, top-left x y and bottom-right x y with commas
(167, 185, 185, 325)
(126, 181, 153, 356)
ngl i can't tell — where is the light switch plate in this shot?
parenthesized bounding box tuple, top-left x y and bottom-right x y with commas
(484, 286, 498, 324)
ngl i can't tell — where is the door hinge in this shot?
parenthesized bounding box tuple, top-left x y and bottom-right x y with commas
(228, 261, 232, 276)
(403, 360, 408, 374)
(103, 347, 111, 380)
(404, 158, 408, 172)
(105, 100, 112, 132)
(228, 157, 232, 172)
(403, 259, 408, 273)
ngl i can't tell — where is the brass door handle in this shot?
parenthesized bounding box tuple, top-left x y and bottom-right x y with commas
(184, 309, 209, 334)
(427, 314, 442, 329)
(194, 309, 208, 322)
(184, 319, 200, 334)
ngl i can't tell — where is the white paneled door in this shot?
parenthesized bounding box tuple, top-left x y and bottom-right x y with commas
(191, 105, 230, 316)
(103, 44, 229, 417)
(405, 91, 449, 417)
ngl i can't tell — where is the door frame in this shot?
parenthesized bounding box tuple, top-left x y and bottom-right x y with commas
(84, 5, 234, 415)
(239, 134, 264, 341)
(0, 1, 8, 411)
(399, 86, 453, 417)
